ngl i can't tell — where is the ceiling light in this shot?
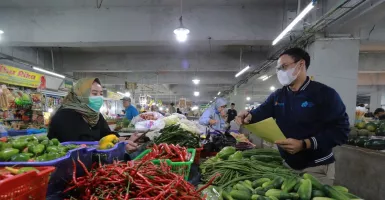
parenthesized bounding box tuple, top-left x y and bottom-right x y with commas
(214, 97, 217, 99)
(258, 75, 268, 80)
(262, 76, 269, 81)
(217, 91, 221, 95)
(32, 66, 65, 79)
(192, 79, 200, 85)
(117, 92, 131, 97)
(0, 30, 4, 34)
(246, 97, 251, 101)
(194, 91, 200, 96)
(174, 16, 190, 42)
(270, 86, 275, 91)
(272, 2, 315, 45)
(117, 92, 124, 96)
(235, 66, 250, 77)
(159, 107, 164, 111)
(245, 107, 249, 110)
(210, 101, 212, 103)
(48, 108, 53, 113)
(192, 106, 198, 111)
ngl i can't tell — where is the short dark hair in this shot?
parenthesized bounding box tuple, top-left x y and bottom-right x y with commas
(231, 103, 235, 106)
(374, 108, 385, 115)
(279, 47, 311, 69)
(170, 103, 175, 106)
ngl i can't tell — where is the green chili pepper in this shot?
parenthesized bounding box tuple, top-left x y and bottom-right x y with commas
(10, 153, 31, 162)
(46, 146, 59, 153)
(37, 136, 49, 142)
(11, 140, 28, 151)
(0, 148, 20, 161)
(51, 138, 59, 146)
(31, 144, 45, 155)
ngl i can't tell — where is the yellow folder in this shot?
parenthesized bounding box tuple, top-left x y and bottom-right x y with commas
(244, 117, 286, 143)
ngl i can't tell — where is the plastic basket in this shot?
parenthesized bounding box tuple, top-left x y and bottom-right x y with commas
(0, 166, 55, 200)
(134, 148, 196, 180)
(0, 147, 92, 196)
(61, 141, 127, 164)
(7, 130, 28, 136)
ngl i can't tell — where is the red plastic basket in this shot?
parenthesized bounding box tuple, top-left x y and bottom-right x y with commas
(194, 147, 203, 164)
(0, 166, 55, 200)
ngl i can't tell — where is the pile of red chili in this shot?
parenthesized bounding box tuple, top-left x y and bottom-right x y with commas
(142, 143, 190, 162)
(64, 158, 218, 200)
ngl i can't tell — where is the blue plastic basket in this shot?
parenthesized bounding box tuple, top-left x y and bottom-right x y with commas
(0, 146, 92, 196)
(7, 130, 28, 136)
(61, 141, 127, 164)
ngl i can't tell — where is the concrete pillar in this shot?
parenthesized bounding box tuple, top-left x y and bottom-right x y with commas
(369, 89, 382, 111)
(229, 87, 247, 112)
(307, 38, 360, 124)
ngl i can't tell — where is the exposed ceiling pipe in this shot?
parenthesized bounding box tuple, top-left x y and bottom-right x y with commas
(297, 0, 301, 15)
(51, 47, 55, 71)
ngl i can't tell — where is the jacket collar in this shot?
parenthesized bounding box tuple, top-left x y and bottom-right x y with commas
(286, 76, 311, 92)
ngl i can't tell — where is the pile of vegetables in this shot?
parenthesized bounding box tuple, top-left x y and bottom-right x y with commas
(141, 143, 191, 162)
(64, 158, 218, 200)
(0, 135, 80, 162)
(98, 134, 119, 150)
(0, 166, 38, 181)
(154, 124, 200, 148)
(209, 173, 362, 200)
(200, 148, 295, 186)
(348, 123, 385, 150)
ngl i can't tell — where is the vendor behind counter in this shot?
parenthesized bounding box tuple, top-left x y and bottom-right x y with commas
(48, 77, 138, 152)
(199, 98, 228, 130)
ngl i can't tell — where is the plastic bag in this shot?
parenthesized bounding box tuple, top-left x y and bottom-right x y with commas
(134, 119, 165, 131)
(200, 186, 222, 200)
(131, 112, 164, 125)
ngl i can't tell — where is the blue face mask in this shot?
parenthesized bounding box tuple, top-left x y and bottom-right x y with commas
(88, 96, 104, 112)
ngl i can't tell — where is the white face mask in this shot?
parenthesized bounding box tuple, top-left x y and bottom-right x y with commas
(277, 63, 300, 86)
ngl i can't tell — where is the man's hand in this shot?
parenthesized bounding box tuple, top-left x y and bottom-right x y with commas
(209, 119, 217, 125)
(235, 110, 252, 125)
(275, 138, 304, 154)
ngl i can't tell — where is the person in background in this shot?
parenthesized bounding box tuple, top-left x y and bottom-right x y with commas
(374, 108, 385, 119)
(177, 108, 182, 114)
(199, 98, 228, 130)
(122, 97, 139, 120)
(227, 103, 237, 123)
(48, 78, 138, 152)
(169, 103, 176, 114)
(236, 48, 349, 184)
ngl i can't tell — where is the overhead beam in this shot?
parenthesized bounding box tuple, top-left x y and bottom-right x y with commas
(0, 4, 283, 46)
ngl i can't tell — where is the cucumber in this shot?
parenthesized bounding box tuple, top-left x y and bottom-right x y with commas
(253, 178, 271, 188)
(340, 191, 362, 199)
(262, 181, 273, 188)
(251, 194, 260, 200)
(332, 185, 348, 193)
(265, 189, 292, 199)
(268, 196, 279, 200)
(312, 198, 335, 200)
(239, 181, 254, 192)
(272, 177, 284, 189)
(303, 173, 323, 190)
(281, 177, 298, 193)
(244, 180, 253, 187)
(290, 192, 299, 200)
(235, 183, 252, 192)
(312, 189, 326, 197)
(322, 185, 350, 200)
(222, 190, 234, 200)
(230, 190, 251, 200)
(294, 179, 303, 191)
(298, 179, 312, 200)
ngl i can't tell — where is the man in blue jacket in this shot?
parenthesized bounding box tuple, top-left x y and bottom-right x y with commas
(122, 97, 139, 120)
(236, 48, 350, 184)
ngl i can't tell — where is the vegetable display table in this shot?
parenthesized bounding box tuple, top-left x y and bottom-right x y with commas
(334, 145, 385, 200)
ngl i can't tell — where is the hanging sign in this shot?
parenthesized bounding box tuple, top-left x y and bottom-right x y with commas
(0, 64, 46, 88)
(64, 80, 73, 89)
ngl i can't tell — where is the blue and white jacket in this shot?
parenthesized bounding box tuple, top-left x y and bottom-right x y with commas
(250, 77, 350, 170)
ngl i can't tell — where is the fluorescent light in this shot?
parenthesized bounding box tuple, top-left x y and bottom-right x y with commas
(192, 106, 198, 111)
(159, 107, 164, 111)
(117, 92, 124, 96)
(235, 66, 250, 77)
(246, 97, 251, 101)
(210, 101, 212, 103)
(217, 91, 221, 95)
(192, 79, 200, 85)
(0, 30, 4, 34)
(117, 92, 130, 97)
(194, 91, 200, 96)
(258, 75, 268, 80)
(32, 66, 65, 78)
(272, 2, 315, 45)
(48, 108, 53, 113)
(270, 86, 275, 91)
(262, 76, 269, 81)
(214, 97, 217, 99)
(245, 107, 248, 110)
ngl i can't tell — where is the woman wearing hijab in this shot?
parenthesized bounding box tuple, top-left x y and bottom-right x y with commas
(48, 78, 138, 151)
(199, 98, 228, 130)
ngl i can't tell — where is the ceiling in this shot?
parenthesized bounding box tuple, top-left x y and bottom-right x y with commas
(1, 0, 385, 105)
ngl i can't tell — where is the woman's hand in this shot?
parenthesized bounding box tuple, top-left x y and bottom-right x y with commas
(125, 133, 141, 153)
(209, 119, 217, 125)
